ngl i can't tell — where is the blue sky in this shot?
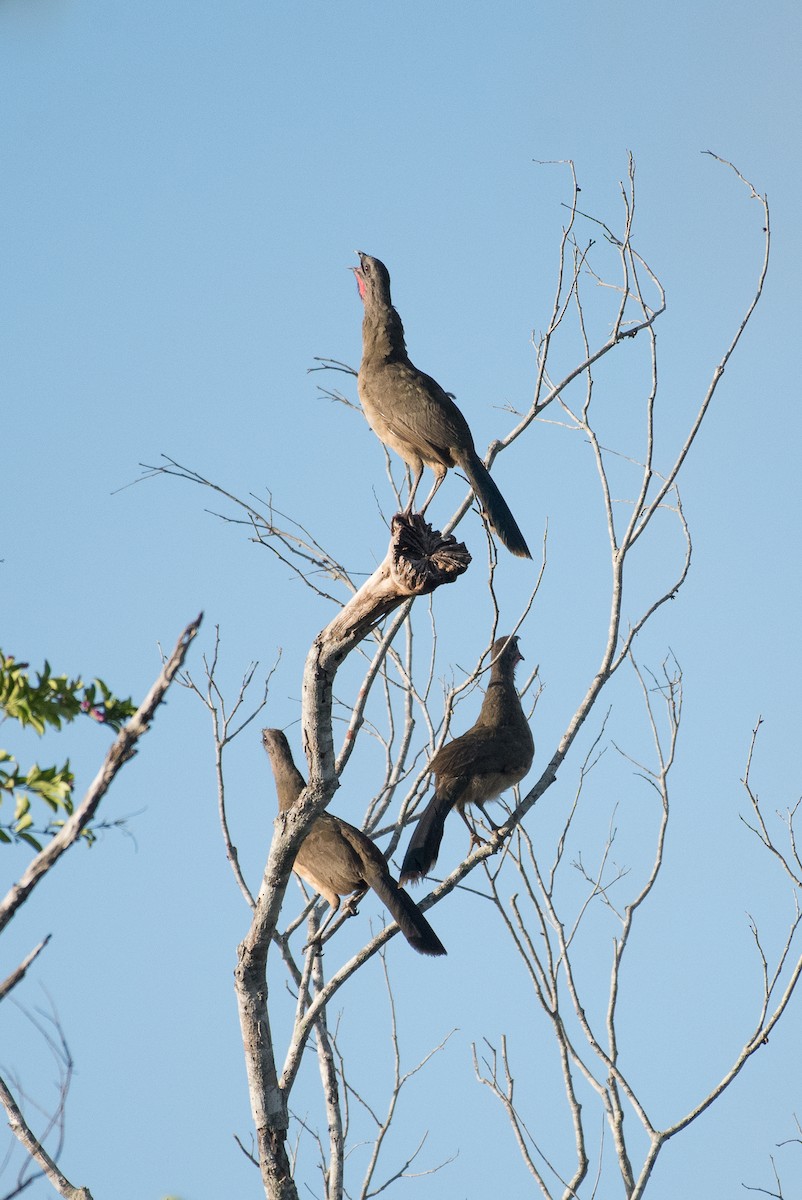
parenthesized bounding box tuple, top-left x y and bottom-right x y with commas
(2, 2, 801, 1197)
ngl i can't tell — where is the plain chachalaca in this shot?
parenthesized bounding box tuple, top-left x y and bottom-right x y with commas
(353, 252, 532, 559)
(399, 635, 534, 884)
(262, 729, 446, 957)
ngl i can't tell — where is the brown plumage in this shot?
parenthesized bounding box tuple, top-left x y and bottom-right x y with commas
(399, 636, 534, 884)
(353, 252, 531, 559)
(262, 729, 446, 957)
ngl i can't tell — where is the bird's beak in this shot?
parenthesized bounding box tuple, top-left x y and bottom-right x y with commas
(352, 256, 367, 300)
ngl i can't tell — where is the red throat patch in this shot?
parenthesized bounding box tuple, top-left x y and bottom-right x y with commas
(354, 270, 367, 301)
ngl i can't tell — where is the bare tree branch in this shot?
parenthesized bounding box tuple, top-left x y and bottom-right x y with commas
(0, 615, 202, 936)
(0, 940, 51, 1005)
(154, 155, 779, 1200)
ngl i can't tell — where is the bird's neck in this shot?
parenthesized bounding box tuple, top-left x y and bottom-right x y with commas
(480, 668, 520, 723)
(273, 763, 306, 811)
(361, 304, 407, 362)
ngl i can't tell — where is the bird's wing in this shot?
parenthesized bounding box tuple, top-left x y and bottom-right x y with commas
(333, 820, 448, 955)
(431, 725, 532, 781)
(294, 815, 367, 900)
(363, 362, 474, 462)
(335, 819, 388, 878)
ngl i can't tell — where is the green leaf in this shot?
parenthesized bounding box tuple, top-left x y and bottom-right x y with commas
(13, 794, 30, 821)
(0, 648, 136, 847)
(18, 830, 43, 852)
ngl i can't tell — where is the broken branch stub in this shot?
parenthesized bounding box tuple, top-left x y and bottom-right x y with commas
(324, 514, 471, 649)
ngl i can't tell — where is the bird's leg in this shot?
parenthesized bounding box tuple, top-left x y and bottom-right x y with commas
(403, 462, 424, 515)
(459, 802, 501, 850)
(417, 465, 446, 516)
(341, 884, 368, 918)
(475, 801, 501, 833)
(303, 886, 369, 952)
(303, 896, 342, 951)
(458, 805, 488, 849)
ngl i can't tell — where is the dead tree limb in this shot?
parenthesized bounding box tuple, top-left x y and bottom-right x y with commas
(234, 514, 469, 1200)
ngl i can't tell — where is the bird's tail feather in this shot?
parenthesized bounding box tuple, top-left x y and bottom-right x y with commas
(461, 450, 531, 559)
(399, 796, 450, 885)
(369, 871, 447, 956)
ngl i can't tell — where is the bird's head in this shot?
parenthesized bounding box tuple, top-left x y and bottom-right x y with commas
(262, 728, 290, 762)
(353, 251, 393, 307)
(491, 635, 524, 672)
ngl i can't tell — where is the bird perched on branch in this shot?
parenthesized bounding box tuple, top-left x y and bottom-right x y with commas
(399, 635, 534, 884)
(353, 252, 532, 559)
(262, 729, 446, 957)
